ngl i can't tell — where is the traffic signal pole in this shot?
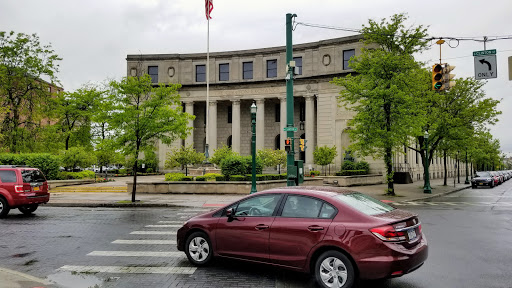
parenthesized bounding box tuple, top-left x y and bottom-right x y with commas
(286, 13, 297, 186)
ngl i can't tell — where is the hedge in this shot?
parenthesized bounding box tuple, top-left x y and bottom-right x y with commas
(165, 173, 185, 181)
(310, 170, 321, 176)
(336, 170, 367, 176)
(195, 176, 207, 181)
(57, 170, 96, 180)
(0, 153, 61, 180)
(230, 175, 246, 181)
(215, 175, 226, 181)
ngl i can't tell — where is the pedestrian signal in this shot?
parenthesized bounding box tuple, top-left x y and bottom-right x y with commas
(285, 138, 292, 153)
(299, 139, 305, 152)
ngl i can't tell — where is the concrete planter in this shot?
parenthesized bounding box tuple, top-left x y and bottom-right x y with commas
(321, 174, 384, 187)
(127, 178, 324, 194)
(47, 179, 96, 189)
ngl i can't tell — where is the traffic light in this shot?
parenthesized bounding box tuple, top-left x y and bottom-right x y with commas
(299, 139, 305, 152)
(443, 64, 456, 90)
(432, 64, 444, 90)
(285, 138, 292, 152)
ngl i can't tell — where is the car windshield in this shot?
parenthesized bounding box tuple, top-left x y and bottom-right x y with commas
(21, 169, 46, 183)
(476, 172, 491, 177)
(334, 193, 395, 216)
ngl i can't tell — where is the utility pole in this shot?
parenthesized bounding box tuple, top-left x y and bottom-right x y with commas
(285, 13, 297, 186)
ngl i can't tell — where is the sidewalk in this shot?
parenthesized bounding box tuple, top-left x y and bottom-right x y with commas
(0, 267, 53, 288)
(47, 176, 471, 208)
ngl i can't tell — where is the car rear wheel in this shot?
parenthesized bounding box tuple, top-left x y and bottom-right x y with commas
(0, 197, 10, 218)
(185, 231, 213, 266)
(315, 250, 355, 288)
(490, 182, 495, 188)
(18, 204, 39, 215)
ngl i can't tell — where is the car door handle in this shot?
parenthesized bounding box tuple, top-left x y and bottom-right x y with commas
(308, 225, 324, 232)
(255, 224, 269, 230)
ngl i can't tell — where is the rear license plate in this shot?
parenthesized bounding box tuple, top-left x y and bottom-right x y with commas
(479, 183, 483, 185)
(33, 186, 40, 191)
(407, 229, 417, 241)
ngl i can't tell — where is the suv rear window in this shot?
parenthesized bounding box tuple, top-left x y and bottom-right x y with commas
(334, 193, 395, 216)
(0, 170, 17, 183)
(21, 169, 46, 183)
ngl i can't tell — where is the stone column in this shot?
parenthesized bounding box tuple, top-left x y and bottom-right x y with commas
(184, 101, 194, 148)
(208, 100, 218, 153)
(280, 97, 287, 150)
(231, 99, 241, 153)
(305, 95, 316, 164)
(256, 99, 265, 151)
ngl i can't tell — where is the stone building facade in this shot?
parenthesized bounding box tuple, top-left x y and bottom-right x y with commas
(126, 35, 466, 181)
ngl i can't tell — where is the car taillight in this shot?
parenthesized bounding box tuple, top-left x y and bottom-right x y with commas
(14, 185, 24, 193)
(370, 225, 406, 242)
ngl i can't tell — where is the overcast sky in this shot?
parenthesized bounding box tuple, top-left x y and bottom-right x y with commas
(1, 0, 511, 155)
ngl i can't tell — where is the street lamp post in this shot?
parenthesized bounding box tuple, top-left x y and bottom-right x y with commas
(424, 131, 432, 194)
(464, 149, 470, 184)
(250, 102, 257, 194)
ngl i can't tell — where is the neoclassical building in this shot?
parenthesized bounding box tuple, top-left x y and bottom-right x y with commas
(126, 35, 465, 181)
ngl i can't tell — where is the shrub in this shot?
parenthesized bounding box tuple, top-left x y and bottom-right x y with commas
(204, 173, 221, 181)
(241, 156, 263, 175)
(0, 153, 61, 180)
(341, 160, 356, 171)
(355, 161, 370, 173)
(230, 175, 246, 181)
(119, 168, 127, 174)
(146, 168, 154, 173)
(310, 170, 321, 176)
(215, 175, 226, 181)
(57, 171, 96, 180)
(164, 173, 185, 181)
(181, 176, 193, 181)
(280, 173, 287, 179)
(195, 176, 207, 181)
(220, 155, 247, 177)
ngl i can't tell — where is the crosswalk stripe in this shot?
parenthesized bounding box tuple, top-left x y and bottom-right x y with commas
(130, 231, 176, 235)
(88, 251, 183, 257)
(395, 201, 512, 206)
(158, 221, 183, 224)
(112, 240, 176, 245)
(59, 265, 196, 274)
(145, 225, 181, 228)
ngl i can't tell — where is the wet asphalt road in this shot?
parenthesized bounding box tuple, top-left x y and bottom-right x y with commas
(1, 180, 511, 288)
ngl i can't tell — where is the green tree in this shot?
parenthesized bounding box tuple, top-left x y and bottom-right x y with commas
(209, 145, 238, 166)
(257, 148, 286, 173)
(51, 85, 103, 150)
(60, 146, 97, 171)
(108, 74, 194, 202)
(165, 145, 205, 176)
(313, 145, 338, 176)
(94, 138, 121, 174)
(0, 31, 61, 152)
(332, 14, 430, 195)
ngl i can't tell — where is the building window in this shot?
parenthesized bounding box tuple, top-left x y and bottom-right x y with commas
(227, 135, 232, 148)
(219, 63, 229, 81)
(275, 103, 280, 122)
(299, 102, 305, 121)
(343, 49, 355, 70)
(227, 106, 232, 123)
(267, 59, 277, 78)
(148, 66, 158, 83)
(196, 65, 206, 82)
(243, 62, 253, 79)
(293, 56, 302, 75)
(275, 134, 280, 150)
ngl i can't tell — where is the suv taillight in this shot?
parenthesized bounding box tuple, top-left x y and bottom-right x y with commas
(370, 225, 406, 242)
(14, 185, 24, 193)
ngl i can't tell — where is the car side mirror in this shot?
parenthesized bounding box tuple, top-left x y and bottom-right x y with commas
(226, 208, 236, 222)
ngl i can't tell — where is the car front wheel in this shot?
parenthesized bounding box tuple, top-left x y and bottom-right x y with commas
(315, 250, 355, 288)
(0, 197, 10, 218)
(185, 231, 213, 266)
(18, 204, 39, 215)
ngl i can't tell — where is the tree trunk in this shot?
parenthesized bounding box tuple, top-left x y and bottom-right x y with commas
(457, 153, 460, 184)
(132, 147, 139, 203)
(443, 150, 447, 186)
(385, 147, 394, 196)
(65, 135, 70, 150)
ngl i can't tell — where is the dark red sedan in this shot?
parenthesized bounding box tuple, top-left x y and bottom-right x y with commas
(177, 186, 428, 288)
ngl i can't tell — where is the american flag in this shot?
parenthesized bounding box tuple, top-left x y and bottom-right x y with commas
(205, 0, 213, 20)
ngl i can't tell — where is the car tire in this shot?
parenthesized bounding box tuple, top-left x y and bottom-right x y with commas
(0, 197, 10, 218)
(18, 204, 39, 215)
(315, 250, 355, 288)
(472, 185, 477, 189)
(184, 231, 213, 266)
(490, 182, 495, 188)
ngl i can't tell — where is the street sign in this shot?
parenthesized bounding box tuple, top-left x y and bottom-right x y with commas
(508, 56, 512, 81)
(474, 55, 497, 80)
(283, 127, 298, 132)
(473, 49, 496, 57)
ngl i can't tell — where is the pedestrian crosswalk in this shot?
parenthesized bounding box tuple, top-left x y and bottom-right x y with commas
(57, 208, 212, 276)
(393, 201, 512, 206)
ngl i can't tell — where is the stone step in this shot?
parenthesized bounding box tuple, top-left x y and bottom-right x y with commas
(50, 186, 127, 193)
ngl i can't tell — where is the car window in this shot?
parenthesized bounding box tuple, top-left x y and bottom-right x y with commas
(334, 193, 394, 216)
(319, 203, 337, 219)
(281, 195, 322, 218)
(233, 194, 281, 217)
(475, 172, 490, 177)
(0, 170, 17, 183)
(21, 169, 46, 183)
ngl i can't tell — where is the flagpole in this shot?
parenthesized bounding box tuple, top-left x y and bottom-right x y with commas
(205, 5, 210, 159)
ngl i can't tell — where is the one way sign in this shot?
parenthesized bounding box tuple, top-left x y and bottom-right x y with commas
(474, 54, 497, 80)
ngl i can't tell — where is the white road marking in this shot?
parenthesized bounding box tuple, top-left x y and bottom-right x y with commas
(130, 231, 176, 235)
(59, 265, 196, 274)
(177, 212, 199, 215)
(112, 240, 176, 245)
(158, 221, 184, 224)
(88, 251, 182, 257)
(145, 225, 182, 228)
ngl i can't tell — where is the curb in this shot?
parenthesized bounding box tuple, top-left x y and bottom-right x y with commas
(46, 202, 185, 208)
(397, 185, 471, 203)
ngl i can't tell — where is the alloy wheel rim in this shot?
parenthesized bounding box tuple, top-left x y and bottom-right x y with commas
(319, 257, 348, 288)
(188, 236, 209, 262)
(0, 201, 3, 211)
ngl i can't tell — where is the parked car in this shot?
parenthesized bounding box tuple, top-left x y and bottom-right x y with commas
(0, 165, 50, 218)
(177, 187, 428, 288)
(471, 171, 495, 188)
(489, 171, 501, 185)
